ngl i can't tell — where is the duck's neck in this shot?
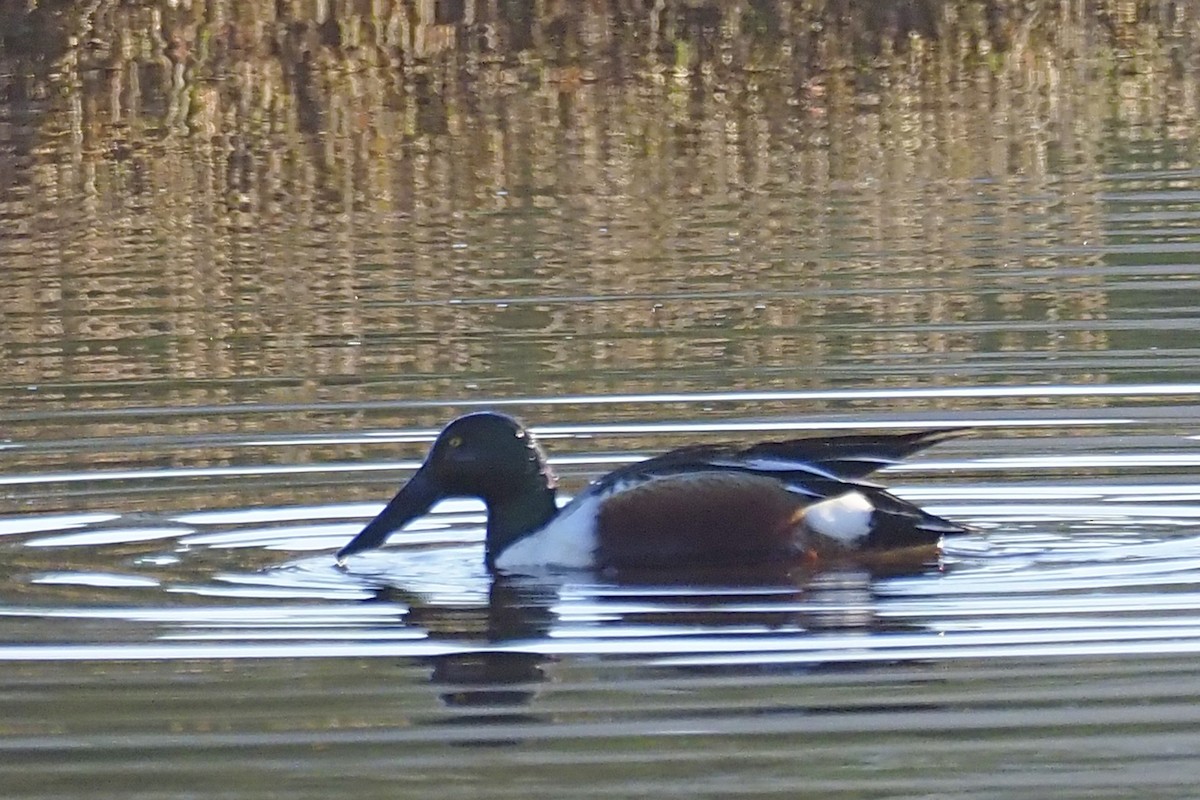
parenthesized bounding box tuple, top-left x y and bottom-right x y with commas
(484, 483, 559, 569)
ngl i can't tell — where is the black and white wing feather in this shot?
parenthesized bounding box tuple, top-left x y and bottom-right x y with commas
(594, 428, 966, 500)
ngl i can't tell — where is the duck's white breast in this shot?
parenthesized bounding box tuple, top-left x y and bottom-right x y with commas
(492, 493, 601, 572)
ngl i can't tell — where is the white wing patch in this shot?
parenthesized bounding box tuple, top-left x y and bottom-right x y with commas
(492, 493, 600, 572)
(711, 457, 843, 481)
(801, 491, 874, 546)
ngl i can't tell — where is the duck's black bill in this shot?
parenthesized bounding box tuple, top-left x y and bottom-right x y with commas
(336, 469, 441, 563)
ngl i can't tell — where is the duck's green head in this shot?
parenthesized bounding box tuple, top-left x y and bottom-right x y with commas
(421, 412, 553, 498)
(336, 412, 558, 564)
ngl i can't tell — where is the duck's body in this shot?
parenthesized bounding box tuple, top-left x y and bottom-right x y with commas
(336, 412, 969, 573)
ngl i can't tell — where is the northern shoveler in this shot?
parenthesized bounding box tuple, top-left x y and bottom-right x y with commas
(336, 412, 969, 573)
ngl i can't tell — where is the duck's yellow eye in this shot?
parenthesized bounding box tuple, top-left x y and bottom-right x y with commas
(447, 435, 463, 448)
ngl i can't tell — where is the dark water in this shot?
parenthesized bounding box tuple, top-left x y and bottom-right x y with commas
(4, 3, 1200, 797)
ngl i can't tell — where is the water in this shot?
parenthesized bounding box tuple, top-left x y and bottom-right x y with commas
(3, 3, 1200, 797)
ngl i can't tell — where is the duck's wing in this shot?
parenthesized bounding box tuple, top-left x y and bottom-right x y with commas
(737, 428, 966, 481)
(593, 428, 966, 497)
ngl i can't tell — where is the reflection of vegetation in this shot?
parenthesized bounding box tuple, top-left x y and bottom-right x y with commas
(0, 2, 1195, 504)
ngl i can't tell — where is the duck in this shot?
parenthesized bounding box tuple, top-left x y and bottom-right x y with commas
(336, 412, 969, 573)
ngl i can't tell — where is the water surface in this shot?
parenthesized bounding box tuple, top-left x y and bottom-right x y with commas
(3, 3, 1200, 798)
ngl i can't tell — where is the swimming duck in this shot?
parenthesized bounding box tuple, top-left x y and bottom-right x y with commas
(336, 412, 969, 573)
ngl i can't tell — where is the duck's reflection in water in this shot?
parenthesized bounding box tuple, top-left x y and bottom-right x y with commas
(601, 558, 943, 634)
(372, 578, 558, 735)
(365, 555, 946, 736)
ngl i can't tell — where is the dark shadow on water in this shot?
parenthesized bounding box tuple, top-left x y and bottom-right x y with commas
(344, 554, 950, 742)
(367, 578, 558, 743)
(603, 557, 945, 633)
